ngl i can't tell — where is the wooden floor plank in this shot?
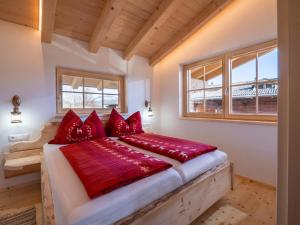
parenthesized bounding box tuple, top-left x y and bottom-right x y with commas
(0, 181, 41, 211)
(192, 176, 276, 225)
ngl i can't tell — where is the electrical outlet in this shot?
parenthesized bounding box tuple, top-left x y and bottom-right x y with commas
(8, 133, 30, 142)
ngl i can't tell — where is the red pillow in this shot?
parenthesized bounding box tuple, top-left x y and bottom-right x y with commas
(106, 108, 144, 137)
(49, 110, 106, 144)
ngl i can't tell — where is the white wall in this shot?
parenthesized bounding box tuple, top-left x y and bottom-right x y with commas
(153, 0, 277, 186)
(0, 20, 153, 188)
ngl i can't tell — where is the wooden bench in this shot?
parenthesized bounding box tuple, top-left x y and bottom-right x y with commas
(4, 149, 42, 178)
(3, 123, 59, 179)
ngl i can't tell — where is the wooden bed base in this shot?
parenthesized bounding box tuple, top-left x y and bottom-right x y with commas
(10, 122, 234, 225)
(41, 159, 233, 225)
(114, 161, 233, 225)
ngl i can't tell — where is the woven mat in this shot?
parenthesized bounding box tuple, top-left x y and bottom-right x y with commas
(0, 206, 36, 225)
(200, 204, 248, 225)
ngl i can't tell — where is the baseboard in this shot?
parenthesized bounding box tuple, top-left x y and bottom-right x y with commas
(234, 174, 276, 190)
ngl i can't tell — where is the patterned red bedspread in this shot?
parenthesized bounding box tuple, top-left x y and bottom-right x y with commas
(119, 133, 218, 163)
(60, 138, 172, 198)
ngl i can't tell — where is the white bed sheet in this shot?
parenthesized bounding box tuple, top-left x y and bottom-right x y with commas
(43, 144, 183, 225)
(116, 141, 228, 183)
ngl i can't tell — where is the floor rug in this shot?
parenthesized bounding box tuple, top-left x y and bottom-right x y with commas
(196, 204, 248, 225)
(0, 206, 36, 225)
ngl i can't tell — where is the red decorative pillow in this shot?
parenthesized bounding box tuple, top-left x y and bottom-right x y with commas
(106, 108, 144, 137)
(49, 110, 106, 144)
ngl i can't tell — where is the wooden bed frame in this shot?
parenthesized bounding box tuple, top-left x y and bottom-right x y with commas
(10, 122, 234, 225)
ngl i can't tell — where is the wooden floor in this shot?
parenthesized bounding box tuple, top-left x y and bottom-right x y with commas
(192, 176, 276, 225)
(0, 176, 275, 225)
(0, 181, 42, 224)
(0, 181, 41, 210)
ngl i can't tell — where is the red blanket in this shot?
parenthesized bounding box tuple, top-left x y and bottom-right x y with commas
(60, 138, 172, 198)
(119, 133, 217, 163)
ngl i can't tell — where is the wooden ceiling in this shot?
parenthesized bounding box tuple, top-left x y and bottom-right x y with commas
(0, 0, 39, 29)
(0, 0, 233, 66)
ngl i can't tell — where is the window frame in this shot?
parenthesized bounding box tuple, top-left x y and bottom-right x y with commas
(56, 67, 126, 115)
(182, 40, 278, 122)
(183, 56, 225, 119)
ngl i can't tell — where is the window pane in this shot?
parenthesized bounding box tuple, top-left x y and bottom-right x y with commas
(258, 83, 278, 114)
(62, 75, 83, 92)
(103, 80, 119, 94)
(62, 92, 83, 108)
(205, 61, 223, 88)
(84, 93, 102, 108)
(189, 60, 222, 90)
(258, 48, 278, 82)
(104, 95, 119, 109)
(189, 66, 205, 90)
(205, 88, 223, 113)
(231, 53, 256, 85)
(84, 78, 102, 94)
(188, 90, 204, 113)
(231, 85, 256, 113)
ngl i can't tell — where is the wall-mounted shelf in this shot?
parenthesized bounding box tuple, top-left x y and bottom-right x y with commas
(4, 149, 42, 178)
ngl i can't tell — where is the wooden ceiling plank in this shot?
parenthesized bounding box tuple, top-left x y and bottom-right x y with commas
(149, 0, 234, 66)
(123, 0, 183, 60)
(0, 0, 39, 29)
(89, 0, 126, 53)
(41, 0, 58, 43)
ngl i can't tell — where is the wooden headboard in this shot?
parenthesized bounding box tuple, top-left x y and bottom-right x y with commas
(10, 122, 60, 152)
(10, 119, 109, 152)
(5, 119, 109, 178)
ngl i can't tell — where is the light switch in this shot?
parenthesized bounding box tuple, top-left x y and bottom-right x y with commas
(8, 133, 30, 142)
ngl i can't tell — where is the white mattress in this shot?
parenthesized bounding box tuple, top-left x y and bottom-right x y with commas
(116, 140, 228, 183)
(43, 144, 183, 225)
(175, 150, 228, 183)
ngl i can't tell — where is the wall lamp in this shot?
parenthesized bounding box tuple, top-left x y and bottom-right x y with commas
(11, 95, 22, 123)
(144, 100, 153, 117)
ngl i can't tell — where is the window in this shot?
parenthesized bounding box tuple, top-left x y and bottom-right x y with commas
(230, 47, 278, 116)
(56, 68, 126, 114)
(183, 40, 278, 122)
(184, 58, 224, 117)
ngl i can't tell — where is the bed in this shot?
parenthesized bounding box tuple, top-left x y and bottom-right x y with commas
(44, 143, 183, 225)
(115, 140, 228, 184)
(10, 122, 233, 225)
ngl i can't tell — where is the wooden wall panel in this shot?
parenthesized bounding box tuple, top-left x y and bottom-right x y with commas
(0, 0, 39, 29)
(277, 0, 300, 224)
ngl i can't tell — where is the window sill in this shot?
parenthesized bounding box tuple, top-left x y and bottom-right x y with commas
(179, 116, 277, 126)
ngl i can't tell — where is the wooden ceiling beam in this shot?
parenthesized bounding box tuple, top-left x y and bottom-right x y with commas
(149, 0, 234, 66)
(89, 0, 126, 53)
(192, 65, 223, 79)
(123, 0, 183, 60)
(41, 0, 58, 43)
(205, 67, 223, 80)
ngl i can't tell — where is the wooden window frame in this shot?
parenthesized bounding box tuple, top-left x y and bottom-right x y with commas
(183, 40, 278, 122)
(183, 56, 225, 119)
(56, 67, 127, 115)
